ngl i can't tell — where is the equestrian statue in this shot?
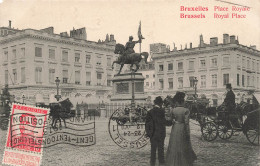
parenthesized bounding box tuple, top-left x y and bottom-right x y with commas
(112, 22, 149, 75)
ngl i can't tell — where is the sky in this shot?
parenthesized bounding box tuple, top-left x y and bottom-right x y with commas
(0, 0, 259, 53)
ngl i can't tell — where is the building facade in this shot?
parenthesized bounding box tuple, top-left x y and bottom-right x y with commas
(0, 22, 119, 105)
(151, 34, 260, 106)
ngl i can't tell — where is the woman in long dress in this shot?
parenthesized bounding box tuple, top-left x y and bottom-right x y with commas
(166, 92, 197, 166)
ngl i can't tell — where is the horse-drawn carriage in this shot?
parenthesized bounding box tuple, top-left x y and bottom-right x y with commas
(111, 105, 148, 125)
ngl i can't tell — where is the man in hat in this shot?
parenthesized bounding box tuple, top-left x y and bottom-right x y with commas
(145, 96, 167, 166)
(223, 83, 236, 112)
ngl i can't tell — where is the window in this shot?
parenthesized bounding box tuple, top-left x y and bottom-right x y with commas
(168, 63, 173, 71)
(153, 74, 155, 78)
(86, 55, 91, 64)
(35, 67, 42, 84)
(223, 57, 229, 66)
(168, 78, 173, 89)
(237, 74, 240, 86)
(5, 70, 8, 84)
(146, 75, 149, 78)
(4, 51, 8, 61)
(223, 74, 229, 85)
(159, 64, 164, 72)
(212, 74, 217, 86)
(242, 58, 246, 68)
(107, 75, 112, 86)
(211, 58, 217, 67)
(257, 77, 259, 89)
(153, 82, 155, 87)
(75, 71, 81, 84)
(237, 56, 240, 67)
(13, 69, 17, 83)
(62, 70, 68, 83)
(159, 79, 164, 89)
(247, 59, 250, 69)
(35, 47, 42, 57)
(75, 53, 80, 62)
(189, 76, 194, 87)
(96, 57, 102, 66)
(49, 49, 55, 59)
(178, 77, 183, 88)
(247, 76, 250, 86)
(86, 72, 91, 85)
(189, 61, 194, 70)
(62, 50, 68, 62)
(146, 82, 149, 87)
(107, 57, 111, 66)
(12, 49, 16, 59)
(252, 76, 255, 87)
(21, 48, 25, 58)
(257, 62, 259, 71)
(178, 62, 183, 70)
(21, 67, 25, 83)
(242, 75, 245, 87)
(97, 73, 102, 85)
(201, 75, 206, 87)
(200, 59, 206, 68)
(49, 69, 55, 83)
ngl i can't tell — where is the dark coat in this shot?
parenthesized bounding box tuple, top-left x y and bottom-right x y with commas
(145, 106, 167, 140)
(224, 90, 236, 107)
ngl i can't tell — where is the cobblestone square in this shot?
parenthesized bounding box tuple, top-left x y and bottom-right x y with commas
(0, 118, 259, 166)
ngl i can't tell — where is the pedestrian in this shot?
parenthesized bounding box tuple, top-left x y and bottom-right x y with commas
(166, 92, 197, 166)
(145, 96, 167, 166)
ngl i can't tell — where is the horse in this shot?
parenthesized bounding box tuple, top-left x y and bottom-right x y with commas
(49, 98, 74, 129)
(112, 43, 149, 75)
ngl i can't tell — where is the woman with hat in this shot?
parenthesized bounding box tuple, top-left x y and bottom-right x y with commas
(166, 92, 197, 166)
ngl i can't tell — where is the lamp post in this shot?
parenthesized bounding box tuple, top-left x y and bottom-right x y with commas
(55, 77, 61, 101)
(193, 77, 198, 98)
(22, 95, 25, 104)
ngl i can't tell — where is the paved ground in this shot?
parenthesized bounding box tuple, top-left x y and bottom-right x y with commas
(0, 118, 259, 166)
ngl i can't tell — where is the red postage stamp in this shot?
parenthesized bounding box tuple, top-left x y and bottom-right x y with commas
(2, 103, 49, 166)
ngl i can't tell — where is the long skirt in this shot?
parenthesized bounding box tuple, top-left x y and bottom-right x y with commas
(166, 123, 197, 166)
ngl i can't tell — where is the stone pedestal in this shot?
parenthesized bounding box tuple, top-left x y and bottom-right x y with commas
(110, 73, 147, 104)
(100, 107, 107, 117)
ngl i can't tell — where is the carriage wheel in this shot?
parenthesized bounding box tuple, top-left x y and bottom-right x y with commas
(0, 118, 9, 130)
(201, 122, 218, 141)
(218, 121, 233, 140)
(245, 124, 260, 146)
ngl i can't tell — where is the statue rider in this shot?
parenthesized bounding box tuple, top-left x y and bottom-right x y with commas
(125, 36, 141, 55)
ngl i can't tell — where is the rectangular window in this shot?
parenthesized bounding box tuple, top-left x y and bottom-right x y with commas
(97, 73, 102, 85)
(159, 79, 164, 89)
(247, 59, 250, 69)
(178, 77, 183, 88)
(21, 67, 25, 83)
(86, 55, 91, 64)
(86, 72, 91, 85)
(62, 50, 68, 62)
(178, 62, 183, 70)
(212, 74, 217, 86)
(5, 70, 8, 84)
(75, 71, 81, 84)
(49, 49, 55, 59)
(189, 61, 194, 70)
(62, 70, 68, 83)
(35, 67, 42, 84)
(247, 76, 250, 86)
(107, 57, 111, 66)
(75, 53, 80, 62)
(189, 76, 194, 87)
(168, 63, 173, 71)
(146, 82, 149, 87)
(35, 47, 42, 57)
(237, 74, 240, 86)
(242, 75, 245, 87)
(252, 76, 255, 87)
(4, 51, 8, 61)
(49, 69, 55, 83)
(252, 61, 255, 70)
(211, 58, 217, 67)
(107, 74, 112, 86)
(146, 75, 149, 78)
(257, 63, 259, 71)
(242, 59, 246, 68)
(168, 78, 173, 89)
(223, 57, 229, 66)
(200, 59, 206, 68)
(13, 69, 17, 83)
(237, 56, 240, 67)
(12, 49, 16, 59)
(159, 64, 164, 72)
(223, 74, 229, 85)
(153, 74, 155, 78)
(21, 48, 25, 58)
(201, 75, 206, 87)
(257, 77, 259, 89)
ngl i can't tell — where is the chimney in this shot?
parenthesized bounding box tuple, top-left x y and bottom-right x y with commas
(190, 42, 192, 49)
(110, 34, 115, 41)
(9, 20, 11, 28)
(223, 34, 229, 44)
(105, 34, 109, 42)
(199, 34, 204, 47)
(210, 37, 218, 46)
(230, 35, 236, 44)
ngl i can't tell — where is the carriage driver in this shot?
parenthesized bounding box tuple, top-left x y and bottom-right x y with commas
(223, 83, 236, 112)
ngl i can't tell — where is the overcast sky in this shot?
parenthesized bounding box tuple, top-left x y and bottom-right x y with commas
(0, 0, 259, 53)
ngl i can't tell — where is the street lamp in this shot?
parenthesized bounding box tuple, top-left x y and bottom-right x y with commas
(55, 77, 61, 101)
(22, 95, 25, 104)
(193, 77, 198, 98)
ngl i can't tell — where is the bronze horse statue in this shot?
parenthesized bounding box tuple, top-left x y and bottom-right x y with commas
(112, 43, 149, 75)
